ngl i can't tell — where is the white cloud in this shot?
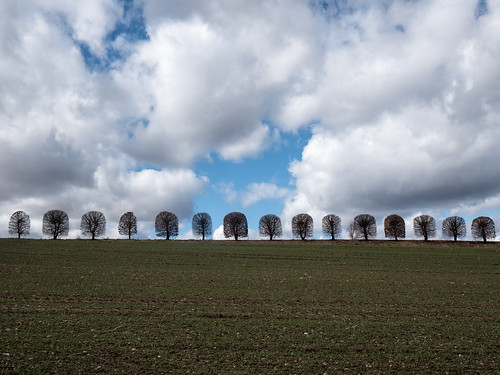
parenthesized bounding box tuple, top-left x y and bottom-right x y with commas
(284, 101, 500, 222)
(282, 0, 500, 232)
(212, 225, 227, 240)
(2, 0, 500, 240)
(0, 1, 210, 238)
(117, 4, 321, 165)
(449, 195, 500, 218)
(215, 183, 238, 205)
(242, 182, 290, 208)
(0, 166, 207, 239)
(35, 0, 122, 55)
(89, 163, 209, 219)
(212, 224, 259, 240)
(114, 16, 268, 165)
(217, 123, 276, 161)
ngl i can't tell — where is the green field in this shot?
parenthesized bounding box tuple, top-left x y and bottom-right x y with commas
(0, 239, 499, 374)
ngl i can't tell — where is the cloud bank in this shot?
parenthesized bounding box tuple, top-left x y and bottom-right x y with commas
(1, 0, 499, 238)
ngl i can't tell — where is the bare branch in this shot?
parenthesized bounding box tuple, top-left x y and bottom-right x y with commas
(80, 211, 106, 240)
(259, 214, 283, 240)
(224, 212, 248, 241)
(8, 211, 30, 239)
(347, 222, 362, 240)
(155, 211, 179, 240)
(118, 212, 137, 240)
(471, 216, 495, 242)
(292, 213, 313, 240)
(353, 214, 376, 240)
(442, 216, 466, 241)
(42, 210, 69, 240)
(322, 214, 341, 240)
(384, 214, 405, 240)
(192, 213, 212, 240)
(413, 215, 436, 241)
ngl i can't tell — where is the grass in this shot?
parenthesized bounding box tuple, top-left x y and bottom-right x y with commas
(0, 239, 499, 374)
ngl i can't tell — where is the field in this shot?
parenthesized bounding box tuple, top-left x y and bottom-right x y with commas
(0, 239, 499, 374)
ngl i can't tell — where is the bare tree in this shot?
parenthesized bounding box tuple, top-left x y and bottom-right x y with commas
(42, 209, 69, 239)
(353, 214, 376, 240)
(347, 222, 362, 240)
(413, 215, 436, 241)
(192, 212, 212, 240)
(118, 212, 137, 239)
(259, 214, 283, 240)
(442, 216, 466, 241)
(384, 214, 405, 240)
(292, 213, 313, 240)
(471, 216, 495, 242)
(223, 212, 248, 240)
(322, 214, 341, 240)
(155, 211, 179, 240)
(8, 211, 30, 239)
(80, 211, 106, 240)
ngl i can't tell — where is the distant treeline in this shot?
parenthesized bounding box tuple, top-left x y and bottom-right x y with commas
(7, 210, 497, 242)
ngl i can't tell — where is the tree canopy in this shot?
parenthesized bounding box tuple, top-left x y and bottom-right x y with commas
(8, 210, 30, 238)
(223, 212, 248, 240)
(155, 211, 179, 240)
(384, 214, 405, 240)
(259, 214, 283, 240)
(80, 211, 106, 240)
(413, 215, 436, 241)
(322, 214, 341, 240)
(118, 212, 137, 239)
(192, 212, 212, 240)
(354, 214, 376, 240)
(42, 209, 69, 239)
(292, 213, 313, 240)
(471, 216, 495, 242)
(442, 216, 466, 241)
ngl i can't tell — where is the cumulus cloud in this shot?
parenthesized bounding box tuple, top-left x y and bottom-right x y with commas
(286, 104, 500, 216)
(0, 1, 208, 238)
(283, 0, 500, 233)
(212, 225, 226, 240)
(217, 124, 277, 161)
(37, 0, 122, 55)
(1, 0, 499, 240)
(118, 2, 322, 165)
(0, 164, 207, 238)
(242, 182, 290, 208)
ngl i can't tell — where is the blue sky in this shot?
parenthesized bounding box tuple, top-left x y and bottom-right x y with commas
(1, 0, 499, 240)
(191, 127, 312, 238)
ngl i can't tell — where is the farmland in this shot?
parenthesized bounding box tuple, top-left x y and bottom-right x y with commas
(0, 239, 499, 374)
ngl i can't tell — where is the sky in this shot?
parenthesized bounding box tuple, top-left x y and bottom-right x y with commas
(1, 0, 499, 240)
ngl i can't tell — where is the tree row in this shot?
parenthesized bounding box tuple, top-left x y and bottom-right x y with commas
(7, 210, 497, 242)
